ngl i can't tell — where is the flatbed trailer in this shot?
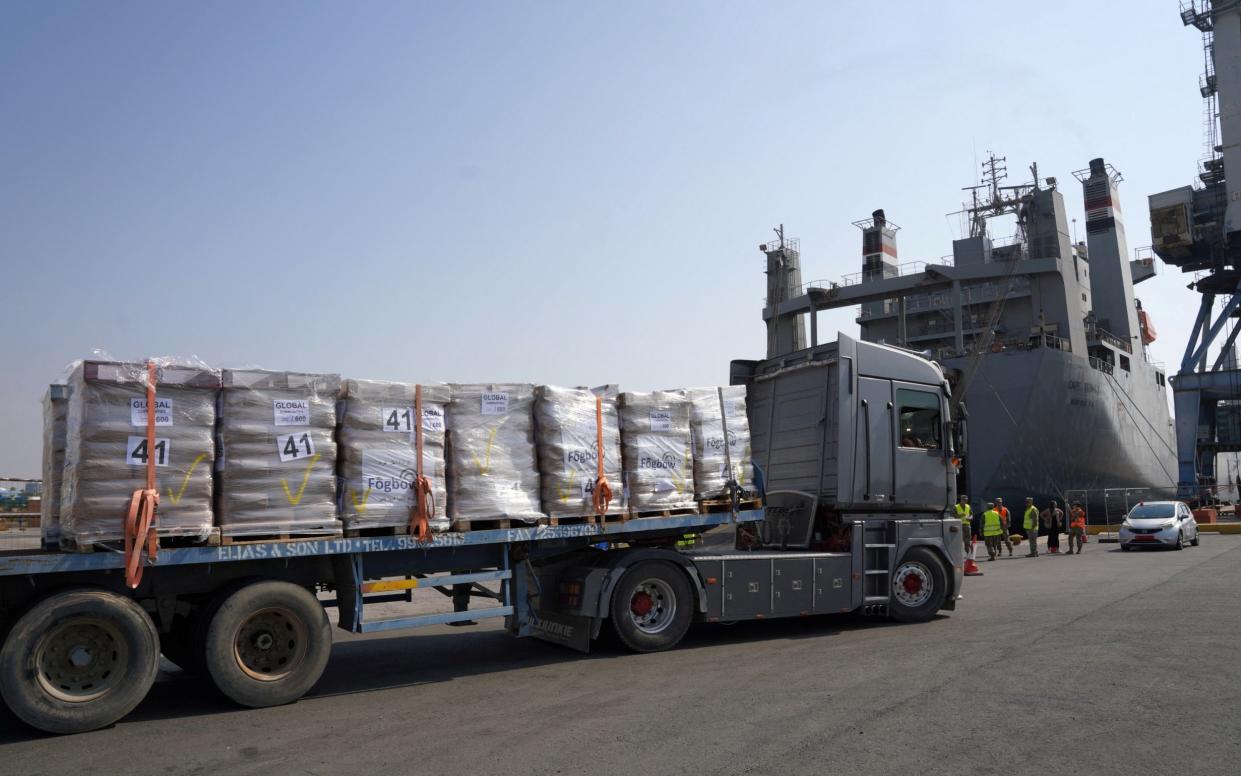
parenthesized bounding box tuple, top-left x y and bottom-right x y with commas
(0, 503, 962, 735)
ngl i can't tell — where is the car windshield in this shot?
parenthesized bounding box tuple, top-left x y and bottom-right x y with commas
(1128, 504, 1176, 520)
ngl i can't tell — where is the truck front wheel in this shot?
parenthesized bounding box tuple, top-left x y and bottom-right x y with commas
(889, 548, 948, 623)
(0, 589, 160, 734)
(203, 580, 331, 708)
(608, 562, 693, 653)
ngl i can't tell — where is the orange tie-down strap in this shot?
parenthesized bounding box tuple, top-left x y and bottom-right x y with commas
(592, 395, 612, 517)
(123, 361, 160, 589)
(409, 384, 434, 542)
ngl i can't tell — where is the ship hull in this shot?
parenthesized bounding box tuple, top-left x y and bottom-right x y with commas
(946, 347, 1177, 520)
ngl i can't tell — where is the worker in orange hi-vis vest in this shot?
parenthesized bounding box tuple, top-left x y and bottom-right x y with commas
(995, 497, 1013, 557)
(1066, 502, 1087, 555)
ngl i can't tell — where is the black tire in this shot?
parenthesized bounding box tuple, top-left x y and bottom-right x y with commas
(1121, 544, 1131, 552)
(608, 561, 693, 653)
(1175, 532, 1184, 551)
(890, 547, 949, 623)
(1191, 532, 1200, 547)
(0, 589, 159, 734)
(204, 580, 331, 708)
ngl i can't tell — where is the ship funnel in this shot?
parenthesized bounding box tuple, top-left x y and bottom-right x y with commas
(1075, 158, 1139, 347)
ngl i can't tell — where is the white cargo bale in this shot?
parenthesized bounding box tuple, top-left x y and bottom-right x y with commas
(216, 370, 340, 537)
(338, 380, 450, 532)
(40, 384, 69, 548)
(60, 361, 219, 545)
(684, 386, 753, 499)
(534, 385, 624, 519)
(618, 391, 695, 513)
(447, 384, 543, 525)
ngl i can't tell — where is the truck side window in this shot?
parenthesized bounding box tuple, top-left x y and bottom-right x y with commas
(896, 389, 941, 449)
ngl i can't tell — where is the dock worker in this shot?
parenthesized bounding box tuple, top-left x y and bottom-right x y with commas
(982, 502, 1004, 561)
(954, 494, 972, 554)
(1066, 501, 1087, 555)
(1042, 501, 1064, 553)
(1023, 497, 1040, 557)
(995, 497, 1013, 557)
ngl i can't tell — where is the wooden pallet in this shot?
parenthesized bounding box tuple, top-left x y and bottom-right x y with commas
(344, 525, 411, 538)
(219, 530, 342, 546)
(450, 518, 511, 533)
(698, 497, 763, 514)
(59, 529, 222, 554)
(625, 506, 701, 521)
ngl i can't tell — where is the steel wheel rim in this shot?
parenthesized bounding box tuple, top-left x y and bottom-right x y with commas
(35, 617, 127, 703)
(233, 607, 308, 682)
(628, 578, 676, 635)
(893, 562, 933, 608)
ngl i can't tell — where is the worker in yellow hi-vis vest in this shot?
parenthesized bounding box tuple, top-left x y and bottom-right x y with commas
(954, 494, 972, 554)
(982, 502, 1004, 561)
(1023, 497, 1040, 557)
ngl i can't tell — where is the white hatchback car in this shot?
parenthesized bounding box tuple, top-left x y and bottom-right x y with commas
(1119, 501, 1200, 551)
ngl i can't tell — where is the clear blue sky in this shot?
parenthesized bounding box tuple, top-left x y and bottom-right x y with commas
(0, 0, 1214, 476)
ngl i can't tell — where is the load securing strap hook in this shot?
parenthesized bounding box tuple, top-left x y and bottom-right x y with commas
(123, 361, 160, 589)
(409, 384, 434, 542)
(592, 395, 613, 517)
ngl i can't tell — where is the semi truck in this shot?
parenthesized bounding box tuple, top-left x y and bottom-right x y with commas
(0, 330, 966, 735)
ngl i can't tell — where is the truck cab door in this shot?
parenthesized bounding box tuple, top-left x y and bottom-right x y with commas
(855, 377, 893, 505)
(892, 381, 948, 509)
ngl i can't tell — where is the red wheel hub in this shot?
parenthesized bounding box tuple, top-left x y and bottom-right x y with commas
(902, 574, 923, 596)
(630, 591, 654, 616)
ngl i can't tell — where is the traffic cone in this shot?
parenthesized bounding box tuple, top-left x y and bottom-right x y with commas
(964, 537, 984, 576)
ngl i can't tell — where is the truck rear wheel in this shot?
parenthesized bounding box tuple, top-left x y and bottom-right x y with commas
(608, 562, 693, 653)
(889, 548, 948, 623)
(203, 580, 331, 708)
(0, 589, 160, 734)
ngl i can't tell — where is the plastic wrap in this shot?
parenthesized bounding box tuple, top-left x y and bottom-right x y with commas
(60, 360, 219, 545)
(619, 391, 695, 512)
(684, 386, 754, 499)
(40, 384, 69, 548)
(534, 385, 624, 518)
(216, 369, 341, 537)
(447, 384, 543, 524)
(338, 380, 450, 532)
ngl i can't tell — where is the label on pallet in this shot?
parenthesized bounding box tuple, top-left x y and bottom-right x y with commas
(422, 404, 445, 432)
(126, 435, 170, 467)
(381, 406, 414, 433)
(129, 397, 173, 427)
(481, 392, 509, 415)
(276, 431, 316, 463)
(649, 410, 672, 432)
(273, 399, 310, 426)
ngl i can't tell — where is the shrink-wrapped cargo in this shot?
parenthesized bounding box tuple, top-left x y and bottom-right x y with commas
(338, 380, 450, 532)
(216, 370, 340, 537)
(40, 384, 69, 548)
(619, 391, 695, 512)
(447, 384, 543, 525)
(60, 361, 219, 545)
(534, 385, 624, 519)
(683, 386, 753, 499)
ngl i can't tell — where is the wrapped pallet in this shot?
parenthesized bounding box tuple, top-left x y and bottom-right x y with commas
(534, 385, 624, 519)
(447, 384, 543, 526)
(684, 386, 754, 499)
(216, 370, 340, 537)
(40, 384, 69, 548)
(338, 380, 450, 532)
(618, 391, 695, 513)
(60, 361, 219, 546)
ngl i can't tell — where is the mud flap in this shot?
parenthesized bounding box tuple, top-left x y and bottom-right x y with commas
(529, 611, 594, 653)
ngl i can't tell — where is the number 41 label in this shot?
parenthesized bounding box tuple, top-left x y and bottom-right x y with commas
(277, 432, 316, 463)
(127, 436, 170, 467)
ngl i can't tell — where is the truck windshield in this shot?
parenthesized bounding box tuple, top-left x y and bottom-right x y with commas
(1127, 504, 1176, 519)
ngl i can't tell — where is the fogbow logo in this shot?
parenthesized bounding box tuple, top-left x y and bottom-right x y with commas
(639, 452, 681, 471)
(705, 430, 738, 452)
(566, 449, 599, 467)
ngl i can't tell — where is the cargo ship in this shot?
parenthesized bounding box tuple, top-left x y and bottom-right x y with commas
(759, 156, 1178, 512)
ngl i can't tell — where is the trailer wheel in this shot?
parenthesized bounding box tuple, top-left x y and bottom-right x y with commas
(0, 589, 160, 734)
(203, 580, 331, 708)
(889, 548, 948, 623)
(609, 562, 693, 653)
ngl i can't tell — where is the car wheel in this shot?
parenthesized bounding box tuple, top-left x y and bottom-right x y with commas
(1174, 532, 1184, 551)
(1191, 531, 1200, 547)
